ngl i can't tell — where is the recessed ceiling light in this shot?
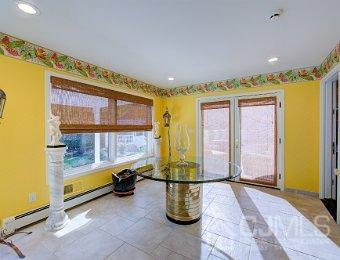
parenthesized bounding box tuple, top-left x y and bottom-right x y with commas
(168, 77, 175, 81)
(268, 57, 279, 63)
(17, 1, 39, 15)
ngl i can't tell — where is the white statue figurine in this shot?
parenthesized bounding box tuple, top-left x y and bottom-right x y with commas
(48, 113, 63, 146)
(153, 121, 161, 139)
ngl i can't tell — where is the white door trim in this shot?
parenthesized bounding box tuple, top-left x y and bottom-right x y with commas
(196, 90, 285, 190)
(319, 64, 340, 199)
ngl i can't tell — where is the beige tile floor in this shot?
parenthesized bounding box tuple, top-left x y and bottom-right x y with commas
(1, 180, 340, 260)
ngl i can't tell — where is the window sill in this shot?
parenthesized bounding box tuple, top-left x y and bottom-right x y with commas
(64, 154, 153, 180)
(115, 153, 150, 165)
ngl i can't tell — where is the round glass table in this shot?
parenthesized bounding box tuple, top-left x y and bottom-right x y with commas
(132, 157, 241, 225)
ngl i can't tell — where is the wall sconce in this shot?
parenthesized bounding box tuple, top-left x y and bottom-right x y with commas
(163, 107, 171, 127)
(0, 89, 6, 118)
(163, 107, 172, 161)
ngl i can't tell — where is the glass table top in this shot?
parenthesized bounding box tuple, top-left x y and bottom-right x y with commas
(132, 157, 241, 184)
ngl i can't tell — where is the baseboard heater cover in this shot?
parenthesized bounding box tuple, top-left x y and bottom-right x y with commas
(2, 183, 113, 235)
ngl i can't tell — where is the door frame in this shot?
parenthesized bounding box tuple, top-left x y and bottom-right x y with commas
(320, 64, 340, 199)
(196, 89, 285, 190)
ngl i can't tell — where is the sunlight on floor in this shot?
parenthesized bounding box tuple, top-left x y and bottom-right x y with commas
(239, 186, 340, 257)
(54, 209, 92, 238)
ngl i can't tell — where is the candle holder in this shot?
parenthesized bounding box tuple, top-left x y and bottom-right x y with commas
(174, 124, 190, 166)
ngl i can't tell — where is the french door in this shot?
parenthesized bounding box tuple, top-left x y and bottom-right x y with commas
(198, 91, 283, 188)
(201, 101, 231, 175)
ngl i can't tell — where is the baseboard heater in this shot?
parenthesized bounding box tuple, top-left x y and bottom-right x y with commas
(1, 183, 113, 235)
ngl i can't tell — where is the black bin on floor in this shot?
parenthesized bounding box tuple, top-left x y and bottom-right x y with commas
(112, 169, 137, 196)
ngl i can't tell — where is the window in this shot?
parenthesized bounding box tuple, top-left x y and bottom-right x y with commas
(115, 132, 149, 163)
(61, 131, 152, 175)
(61, 133, 109, 170)
(48, 76, 154, 177)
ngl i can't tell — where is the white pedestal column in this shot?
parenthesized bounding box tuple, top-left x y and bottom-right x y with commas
(153, 137, 162, 158)
(45, 145, 69, 231)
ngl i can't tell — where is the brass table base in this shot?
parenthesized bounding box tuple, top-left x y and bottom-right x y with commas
(166, 182, 202, 225)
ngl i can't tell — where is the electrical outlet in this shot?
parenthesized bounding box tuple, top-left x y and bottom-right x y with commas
(28, 192, 37, 203)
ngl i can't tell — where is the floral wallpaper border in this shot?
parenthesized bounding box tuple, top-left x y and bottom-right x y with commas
(320, 42, 340, 77)
(0, 32, 166, 97)
(0, 32, 339, 98)
(163, 42, 339, 97)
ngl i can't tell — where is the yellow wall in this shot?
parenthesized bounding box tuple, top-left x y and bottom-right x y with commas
(164, 81, 320, 193)
(0, 55, 165, 221)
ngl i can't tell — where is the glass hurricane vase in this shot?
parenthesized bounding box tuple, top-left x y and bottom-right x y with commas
(175, 124, 190, 166)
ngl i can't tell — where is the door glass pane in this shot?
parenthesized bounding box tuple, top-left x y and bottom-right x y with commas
(239, 97, 277, 185)
(202, 101, 230, 174)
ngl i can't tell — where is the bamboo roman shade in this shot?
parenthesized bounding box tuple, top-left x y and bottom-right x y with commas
(50, 76, 153, 133)
(201, 100, 230, 110)
(238, 97, 276, 107)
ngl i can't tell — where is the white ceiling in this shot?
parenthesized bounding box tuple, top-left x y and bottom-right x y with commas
(0, 0, 339, 88)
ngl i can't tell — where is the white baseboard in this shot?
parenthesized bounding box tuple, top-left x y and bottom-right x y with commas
(1, 184, 113, 235)
(284, 187, 319, 198)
